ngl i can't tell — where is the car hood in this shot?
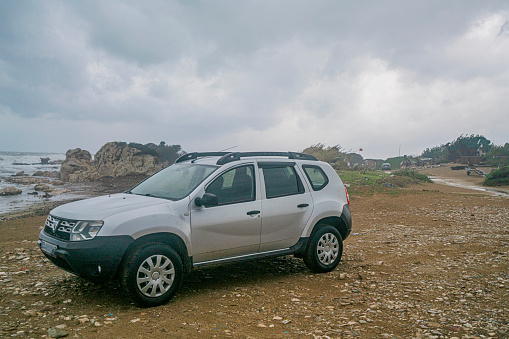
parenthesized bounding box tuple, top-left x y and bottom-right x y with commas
(50, 193, 170, 220)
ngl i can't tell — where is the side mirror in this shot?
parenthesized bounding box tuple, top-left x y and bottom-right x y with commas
(194, 193, 218, 207)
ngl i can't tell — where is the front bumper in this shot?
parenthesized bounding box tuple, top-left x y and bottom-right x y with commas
(38, 231, 132, 282)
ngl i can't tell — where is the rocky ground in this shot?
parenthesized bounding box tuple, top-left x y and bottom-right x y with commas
(0, 169, 507, 338)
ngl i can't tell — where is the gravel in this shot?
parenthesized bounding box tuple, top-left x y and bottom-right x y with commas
(0, 187, 507, 338)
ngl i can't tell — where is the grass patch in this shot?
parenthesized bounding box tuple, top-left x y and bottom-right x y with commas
(337, 169, 432, 196)
(337, 170, 391, 195)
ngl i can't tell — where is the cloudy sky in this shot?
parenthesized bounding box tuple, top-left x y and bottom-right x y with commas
(1, 1, 508, 159)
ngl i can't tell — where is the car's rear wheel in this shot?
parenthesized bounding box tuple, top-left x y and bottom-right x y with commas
(304, 225, 343, 273)
(121, 243, 183, 307)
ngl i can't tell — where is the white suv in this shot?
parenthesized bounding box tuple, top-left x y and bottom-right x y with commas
(39, 152, 352, 307)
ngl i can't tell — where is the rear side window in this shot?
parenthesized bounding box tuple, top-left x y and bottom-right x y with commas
(263, 165, 304, 199)
(303, 165, 329, 191)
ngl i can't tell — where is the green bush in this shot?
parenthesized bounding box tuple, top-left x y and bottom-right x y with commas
(392, 169, 432, 183)
(484, 166, 509, 186)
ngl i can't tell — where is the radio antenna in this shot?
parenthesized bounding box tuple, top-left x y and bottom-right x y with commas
(219, 146, 237, 152)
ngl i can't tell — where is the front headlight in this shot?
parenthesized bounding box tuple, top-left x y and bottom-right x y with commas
(71, 220, 104, 241)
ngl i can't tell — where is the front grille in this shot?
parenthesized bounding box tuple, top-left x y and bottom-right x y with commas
(44, 215, 77, 241)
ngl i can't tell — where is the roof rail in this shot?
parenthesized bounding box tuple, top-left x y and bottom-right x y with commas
(175, 152, 229, 163)
(216, 152, 317, 165)
(176, 151, 317, 165)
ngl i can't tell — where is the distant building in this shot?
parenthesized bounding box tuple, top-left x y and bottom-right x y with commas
(365, 159, 384, 170)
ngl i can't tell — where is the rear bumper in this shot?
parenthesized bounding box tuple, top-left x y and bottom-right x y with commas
(39, 231, 132, 282)
(340, 204, 352, 240)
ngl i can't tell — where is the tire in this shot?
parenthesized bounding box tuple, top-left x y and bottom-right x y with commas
(121, 243, 183, 307)
(303, 225, 343, 273)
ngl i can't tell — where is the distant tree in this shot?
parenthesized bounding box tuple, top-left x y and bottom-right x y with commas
(145, 142, 184, 164)
(421, 146, 447, 163)
(420, 134, 493, 164)
(446, 134, 491, 161)
(302, 144, 363, 169)
(485, 143, 509, 167)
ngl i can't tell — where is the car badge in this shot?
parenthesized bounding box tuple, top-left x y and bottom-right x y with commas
(50, 219, 59, 233)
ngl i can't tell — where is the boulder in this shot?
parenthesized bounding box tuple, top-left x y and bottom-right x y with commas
(94, 142, 163, 177)
(0, 187, 22, 196)
(60, 149, 98, 182)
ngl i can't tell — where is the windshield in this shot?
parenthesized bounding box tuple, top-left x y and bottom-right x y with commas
(130, 163, 218, 200)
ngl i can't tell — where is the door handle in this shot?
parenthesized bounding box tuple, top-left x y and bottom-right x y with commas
(247, 210, 261, 216)
(297, 204, 309, 208)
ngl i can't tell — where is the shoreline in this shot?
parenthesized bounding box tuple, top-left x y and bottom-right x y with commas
(0, 175, 147, 220)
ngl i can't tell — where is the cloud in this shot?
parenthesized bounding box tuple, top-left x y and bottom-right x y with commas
(1, 1, 509, 157)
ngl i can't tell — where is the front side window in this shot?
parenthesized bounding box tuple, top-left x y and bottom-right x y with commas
(130, 163, 218, 200)
(303, 165, 329, 191)
(206, 165, 255, 205)
(263, 165, 304, 199)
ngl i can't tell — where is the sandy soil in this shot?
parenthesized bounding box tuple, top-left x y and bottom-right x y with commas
(0, 172, 508, 338)
(416, 164, 509, 196)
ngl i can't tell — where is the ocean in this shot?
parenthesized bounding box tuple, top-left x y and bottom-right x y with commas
(0, 151, 69, 215)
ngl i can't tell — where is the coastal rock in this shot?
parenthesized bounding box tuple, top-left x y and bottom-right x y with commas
(33, 170, 60, 178)
(94, 142, 163, 177)
(0, 187, 22, 196)
(34, 184, 52, 192)
(15, 171, 25, 176)
(60, 149, 98, 182)
(67, 170, 101, 183)
(6, 177, 50, 185)
(59, 142, 166, 182)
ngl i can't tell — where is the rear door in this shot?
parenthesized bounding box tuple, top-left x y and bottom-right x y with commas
(258, 162, 313, 252)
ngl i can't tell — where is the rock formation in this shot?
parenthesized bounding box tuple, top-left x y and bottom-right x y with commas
(60, 148, 100, 182)
(94, 142, 164, 177)
(60, 142, 168, 182)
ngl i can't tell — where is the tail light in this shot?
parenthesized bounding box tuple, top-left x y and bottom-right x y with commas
(345, 187, 350, 206)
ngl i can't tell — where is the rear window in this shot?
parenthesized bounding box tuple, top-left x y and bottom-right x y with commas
(303, 165, 329, 191)
(263, 165, 304, 199)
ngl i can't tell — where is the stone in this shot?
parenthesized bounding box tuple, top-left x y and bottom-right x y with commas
(47, 327, 68, 338)
(0, 186, 22, 196)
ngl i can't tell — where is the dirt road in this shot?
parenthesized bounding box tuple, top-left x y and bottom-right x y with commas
(0, 173, 508, 338)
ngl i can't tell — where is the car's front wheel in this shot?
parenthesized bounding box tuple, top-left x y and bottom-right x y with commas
(121, 243, 183, 307)
(304, 225, 343, 273)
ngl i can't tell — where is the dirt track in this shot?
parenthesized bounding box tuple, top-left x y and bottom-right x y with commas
(0, 170, 508, 338)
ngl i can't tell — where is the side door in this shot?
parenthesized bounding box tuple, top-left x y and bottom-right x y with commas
(259, 162, 313, 252)
(190, 164, 262, 263)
